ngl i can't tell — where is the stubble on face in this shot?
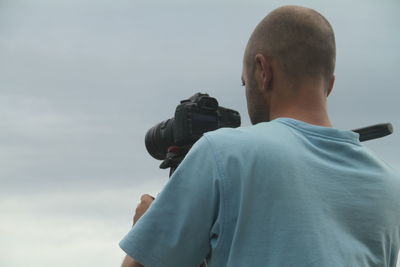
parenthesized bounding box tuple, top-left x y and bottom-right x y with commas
(243, 67, 270, 125)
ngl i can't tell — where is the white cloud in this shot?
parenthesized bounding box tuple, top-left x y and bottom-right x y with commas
(0, 182, 165, 267)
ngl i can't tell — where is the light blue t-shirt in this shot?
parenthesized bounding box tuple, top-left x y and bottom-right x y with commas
(120, 118, 400, 267)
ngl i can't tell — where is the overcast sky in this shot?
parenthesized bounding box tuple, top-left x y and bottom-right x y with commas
(1, 0, 399, 266)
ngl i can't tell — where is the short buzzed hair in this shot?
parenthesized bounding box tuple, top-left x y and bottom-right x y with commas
(245, 6, 336, 86)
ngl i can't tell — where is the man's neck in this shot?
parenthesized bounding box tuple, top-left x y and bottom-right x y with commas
(271, 109, 332, 127)
(268, 80, 332, 127)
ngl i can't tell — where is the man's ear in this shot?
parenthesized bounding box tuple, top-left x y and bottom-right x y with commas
(327, 75, 335, 97)
(255, 53, 272, 92)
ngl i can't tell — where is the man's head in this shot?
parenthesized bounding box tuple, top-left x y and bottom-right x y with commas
(242, 6, 336, 124)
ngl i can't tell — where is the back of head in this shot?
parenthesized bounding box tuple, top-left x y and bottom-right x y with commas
(245, 6, 336, 87)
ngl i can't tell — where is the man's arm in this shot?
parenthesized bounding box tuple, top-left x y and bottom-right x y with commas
(120, 194, 155, 267)
(121, 255, 144, 267)
(119, 136, 220, 266)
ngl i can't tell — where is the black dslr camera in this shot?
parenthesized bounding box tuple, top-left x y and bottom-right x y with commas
(145, 93, 241, 172)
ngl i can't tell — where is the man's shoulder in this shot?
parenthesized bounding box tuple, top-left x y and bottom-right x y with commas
(203, 121, 291, 149)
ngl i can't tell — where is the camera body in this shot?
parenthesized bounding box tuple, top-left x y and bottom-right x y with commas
(145, 93, 241, 160)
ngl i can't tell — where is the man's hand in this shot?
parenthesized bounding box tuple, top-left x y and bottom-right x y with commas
(121, 255, 144, 267)
(133, 194, 155, 225)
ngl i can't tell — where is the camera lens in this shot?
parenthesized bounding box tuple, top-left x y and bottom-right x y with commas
(145, 118, 175, 160)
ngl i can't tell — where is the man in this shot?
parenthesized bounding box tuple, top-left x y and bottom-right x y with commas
(120, 5, 400, 267)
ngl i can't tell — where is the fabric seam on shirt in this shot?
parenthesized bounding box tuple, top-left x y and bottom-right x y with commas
(203, 134, 227, 252)
(276, 120, 361, 146)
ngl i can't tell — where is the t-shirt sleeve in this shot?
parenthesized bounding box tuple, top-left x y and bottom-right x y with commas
(119, 136, 223, 267)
